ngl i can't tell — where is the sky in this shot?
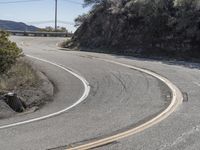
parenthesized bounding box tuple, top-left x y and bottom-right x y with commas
(0, 0, 90, 32)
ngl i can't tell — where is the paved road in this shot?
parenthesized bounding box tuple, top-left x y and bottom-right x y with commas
(0, 36, 199, 150)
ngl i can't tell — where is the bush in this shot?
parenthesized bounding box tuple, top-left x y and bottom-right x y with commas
(0, 31, 22, 73)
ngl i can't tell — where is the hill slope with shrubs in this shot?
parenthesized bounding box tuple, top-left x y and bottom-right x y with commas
(69, 0, 200, 60)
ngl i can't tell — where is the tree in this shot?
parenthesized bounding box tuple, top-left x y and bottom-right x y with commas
(83, 0, 105, 7)
(75, 14, 89, 27)
(39, 26, 68, 32)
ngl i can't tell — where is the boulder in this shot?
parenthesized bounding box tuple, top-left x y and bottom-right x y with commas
(0, 100, 15, 119)
(3, 93, 26, 113)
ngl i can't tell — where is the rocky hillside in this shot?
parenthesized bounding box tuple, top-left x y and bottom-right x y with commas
(69, 0, 200, 59)
(0, 20, 38, 31)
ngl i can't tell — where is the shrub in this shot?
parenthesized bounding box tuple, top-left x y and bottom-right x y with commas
(0, 31, 22, 73)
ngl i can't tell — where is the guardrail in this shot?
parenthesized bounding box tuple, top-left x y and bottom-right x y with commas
(6, 30, 72, 37)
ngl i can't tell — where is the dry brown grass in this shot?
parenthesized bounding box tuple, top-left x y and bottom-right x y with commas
(0, 58, 39, 93)
(59, 38, 72, 48)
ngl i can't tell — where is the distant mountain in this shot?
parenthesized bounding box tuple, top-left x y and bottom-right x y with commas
(0, 20, 39, 31)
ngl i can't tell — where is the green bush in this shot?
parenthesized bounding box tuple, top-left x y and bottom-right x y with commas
(0, 31, 22, 73)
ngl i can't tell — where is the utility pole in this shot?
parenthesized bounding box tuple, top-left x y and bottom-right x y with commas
(55, 0, 58, 31)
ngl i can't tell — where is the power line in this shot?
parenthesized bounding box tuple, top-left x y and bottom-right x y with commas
(27, 20, 75, 25)
(0, 0, 82, 30)
(0, 0, 83, 5)
(61, 0, 82, 5)
(57, 20, 75, 25)
(0, 0, 44, 4)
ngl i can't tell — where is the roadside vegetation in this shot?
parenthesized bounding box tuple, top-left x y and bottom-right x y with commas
(0, 31, 54, 118)
(38, 26, 68, 32)
(68, 0, 200, 61)
(0, 30, 22, 73)
(0, 30, 34, 92)
(0, 59, 39, 92)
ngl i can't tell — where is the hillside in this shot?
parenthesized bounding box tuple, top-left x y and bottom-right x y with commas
(0, 20, 38, 31)
(69, 0, 200, 60)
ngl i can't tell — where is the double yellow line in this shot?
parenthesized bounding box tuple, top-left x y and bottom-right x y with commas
(68, 58, 183, 150)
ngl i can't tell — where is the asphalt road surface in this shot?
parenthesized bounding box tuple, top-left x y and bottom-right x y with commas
(0, 36, 199, 150)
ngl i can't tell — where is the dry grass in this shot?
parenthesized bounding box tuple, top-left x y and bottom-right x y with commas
(0, 58, 39, 92)
(59, 38, 72, 48)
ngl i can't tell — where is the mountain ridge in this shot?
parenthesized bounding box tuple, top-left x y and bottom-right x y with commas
(0, 20, 38, 31)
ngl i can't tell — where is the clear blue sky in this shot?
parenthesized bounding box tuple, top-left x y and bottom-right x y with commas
(0, 0, 90, 32)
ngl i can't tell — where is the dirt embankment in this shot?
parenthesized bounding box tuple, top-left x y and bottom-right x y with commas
(0, 58, 54, 119)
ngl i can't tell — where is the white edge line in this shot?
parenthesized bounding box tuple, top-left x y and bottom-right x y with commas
(194, 82, 200, 87)
(0, 55, 90, 130)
